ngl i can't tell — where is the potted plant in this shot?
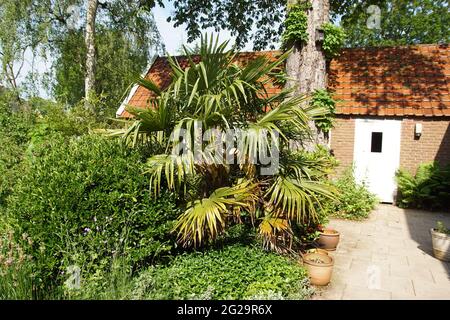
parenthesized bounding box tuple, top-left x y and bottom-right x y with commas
(301, 251, 334, 286)
(306, 248, 329, 255)
(430, 221, 450, 262)
(317, 227, 340, 251)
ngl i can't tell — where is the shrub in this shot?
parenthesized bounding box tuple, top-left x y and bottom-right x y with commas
(396, 162, 450, 210)
(123, 36, 336, 252)
(324, 167, 378, 220)
(6, 134, 181, 297)
(0, 93, 113, 207)
(28, 95, 115, 148)
(0, 95, 36, 206)
(131, 244, 313, 300)
(0, 135, 27, 207)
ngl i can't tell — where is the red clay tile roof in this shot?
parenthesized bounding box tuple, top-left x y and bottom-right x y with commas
(118, 44, 450, 118)
(329, 44, 450, 117)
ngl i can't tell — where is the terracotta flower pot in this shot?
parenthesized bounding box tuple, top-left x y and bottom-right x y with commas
(302, 252, 334, 286)
(306, 248, 329, 256)
(430, 228, 450, 262)
(317, 228, 340, 251)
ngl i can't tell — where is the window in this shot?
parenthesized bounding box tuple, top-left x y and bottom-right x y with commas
(371, 132, 383, 153)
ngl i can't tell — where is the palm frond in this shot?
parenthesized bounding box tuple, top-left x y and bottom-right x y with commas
(108, 120, 158, 148)
(240, 50, 291, 84)
(174, 181, 258, 247)
(237, 95, 312, 164)
(265, 176, 336, 224)
(135, 77, 162, 96)
(120, 95, 176, 147)
(258, 215, 292, 253)
(238, 126, 279, 166)
(126, 94, 175, 132)
(145, 152, 196, 196)
(280, 149, 336, 180)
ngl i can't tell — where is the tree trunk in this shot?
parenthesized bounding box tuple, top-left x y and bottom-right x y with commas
(286, 0, 330, 150)
(84, 0, 98, 108)
(4, 62, 22, 104)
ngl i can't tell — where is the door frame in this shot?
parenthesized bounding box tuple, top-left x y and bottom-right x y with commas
(353, 118, 402, 203)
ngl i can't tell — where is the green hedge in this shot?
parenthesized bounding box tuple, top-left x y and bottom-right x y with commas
(6, 135, 181, 297)
(131, 244, 313, 300)
(0, 97, 35, 206)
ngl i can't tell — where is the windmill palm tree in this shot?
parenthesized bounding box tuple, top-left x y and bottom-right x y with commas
(112, 35, 336, 251)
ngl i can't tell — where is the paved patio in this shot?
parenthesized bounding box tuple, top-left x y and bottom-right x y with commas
(313, 204, 450, 300)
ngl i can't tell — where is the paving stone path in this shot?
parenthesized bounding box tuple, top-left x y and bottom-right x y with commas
(313, 204, 450, 300)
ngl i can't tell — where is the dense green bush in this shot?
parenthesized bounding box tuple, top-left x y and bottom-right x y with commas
(131, 244, 313, 300)
(0, 94, 36, 206)
(28, 95, 115, 147)
(0, 93, 114, 207)
(0, 135, 27, 207)
(323, 167, 378, 220)
(396, 162, 450, 210)
(6, 135, 181, 297)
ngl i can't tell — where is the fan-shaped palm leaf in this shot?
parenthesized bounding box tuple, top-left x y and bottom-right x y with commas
(258, 215, 292, 252)
(145, 152, 196, 196)
(174, 181, 258, 247)
(266, 176, 336, 224)
(238, 95, 314, 164)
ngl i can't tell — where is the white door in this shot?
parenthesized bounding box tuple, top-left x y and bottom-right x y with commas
(353, 119, 401, 203)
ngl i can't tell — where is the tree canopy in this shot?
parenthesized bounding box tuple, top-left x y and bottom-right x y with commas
(52, 28, 151, 110)
(0, 0, 164, 107)
(2, 0, 448, 106)
(340, 0, 450, 47)
(166, 0, 449, 50)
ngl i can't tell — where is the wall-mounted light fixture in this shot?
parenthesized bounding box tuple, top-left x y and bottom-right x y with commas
(415, 123, 423, 138)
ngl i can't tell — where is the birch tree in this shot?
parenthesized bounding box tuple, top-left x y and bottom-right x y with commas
(0, 0, 164, 108)
(84, 0, 99, 107)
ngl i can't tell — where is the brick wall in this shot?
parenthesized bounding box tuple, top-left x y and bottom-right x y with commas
(329, 116, 355, 175)
(400, 118, 450, 173)
(329, 116, 450, 175)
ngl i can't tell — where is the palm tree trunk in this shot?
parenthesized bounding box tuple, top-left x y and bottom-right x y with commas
(84, 0, 98, 108)
(285, 0, 330, 150)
